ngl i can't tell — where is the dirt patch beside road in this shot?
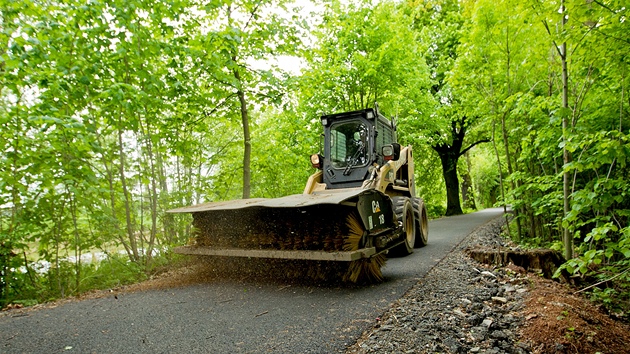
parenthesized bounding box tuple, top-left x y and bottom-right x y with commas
(521, 276, 629, 353)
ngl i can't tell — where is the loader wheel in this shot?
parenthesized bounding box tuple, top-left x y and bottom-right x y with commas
(390, 197, 415, 256)
(412, 197, 429, 247)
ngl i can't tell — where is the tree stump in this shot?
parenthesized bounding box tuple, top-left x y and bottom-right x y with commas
(466, 247, 565, 279)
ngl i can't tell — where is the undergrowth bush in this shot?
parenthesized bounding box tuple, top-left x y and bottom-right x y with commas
(1, 253, 177, 309)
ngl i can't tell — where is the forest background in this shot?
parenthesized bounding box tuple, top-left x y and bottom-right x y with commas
(1, 0, 628, 316)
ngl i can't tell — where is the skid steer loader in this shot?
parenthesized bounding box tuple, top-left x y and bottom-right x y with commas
(168, 106, 428, 283)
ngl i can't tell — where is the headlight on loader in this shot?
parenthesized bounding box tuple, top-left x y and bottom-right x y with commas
(310, 154, 324, 169)
(382, 143, 401, 161)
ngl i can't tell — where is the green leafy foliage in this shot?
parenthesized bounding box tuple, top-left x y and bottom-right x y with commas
(0, 0, 304, 306)
(1, 0, 628, 315)
(453, 0, 629, 313)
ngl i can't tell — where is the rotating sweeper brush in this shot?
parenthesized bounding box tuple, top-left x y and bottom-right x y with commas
(169, 106, 429, 283)
(194, 207, 386, 283)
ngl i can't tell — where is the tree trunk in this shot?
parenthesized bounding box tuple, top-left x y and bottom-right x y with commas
(139, 116, 159, 264)
(156, 145, 176, 246)
(234, 69, 251, 199)
(437, 150, 464, 216)
(492, 119, 511, 238)
(70, 196, 81, 294)
(499, 111, 522, 242)
(100, 145, 132, 259)
(461, 151, 476, 210)
(432, 117, 489, 216)
(118, 126, 139, 262)
(560, 0, 572, 261)
(227, 4, 251, 200)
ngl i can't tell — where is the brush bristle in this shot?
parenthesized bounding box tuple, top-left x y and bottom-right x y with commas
(344, 254, 386, 283)
(343, 212, 364, 251)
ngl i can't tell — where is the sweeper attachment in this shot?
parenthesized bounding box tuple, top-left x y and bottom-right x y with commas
(168, 106, 428, 283)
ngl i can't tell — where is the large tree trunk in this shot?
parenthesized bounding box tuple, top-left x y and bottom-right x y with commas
(437, 150, 464, 216)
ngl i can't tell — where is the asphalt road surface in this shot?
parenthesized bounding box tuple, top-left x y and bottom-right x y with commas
(0, 208, 504, 354)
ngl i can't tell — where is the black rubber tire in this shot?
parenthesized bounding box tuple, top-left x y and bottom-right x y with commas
(390, 197, 415, 256)
(411, 197, 429, 247)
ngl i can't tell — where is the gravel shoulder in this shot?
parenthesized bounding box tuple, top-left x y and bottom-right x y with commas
(346, 216, 630, 354)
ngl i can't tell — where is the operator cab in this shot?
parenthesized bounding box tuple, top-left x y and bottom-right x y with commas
(311, 107, 397, 189)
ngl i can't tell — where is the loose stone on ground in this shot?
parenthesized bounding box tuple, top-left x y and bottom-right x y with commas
(347, 216, 529, 354)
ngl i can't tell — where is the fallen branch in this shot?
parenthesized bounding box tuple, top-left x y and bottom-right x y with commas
(576, 267, 630, 294)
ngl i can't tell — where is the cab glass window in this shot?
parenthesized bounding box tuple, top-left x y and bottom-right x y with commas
(330, 121, 369, 169)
